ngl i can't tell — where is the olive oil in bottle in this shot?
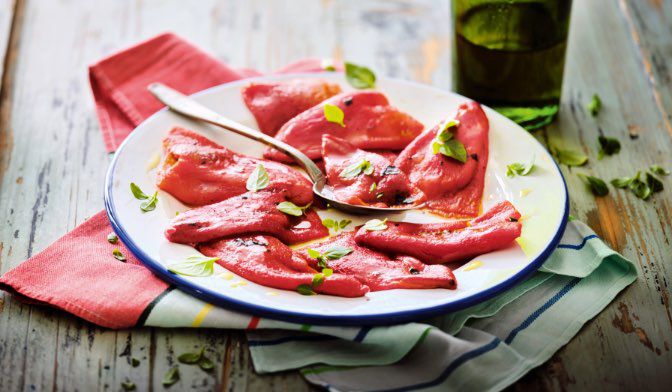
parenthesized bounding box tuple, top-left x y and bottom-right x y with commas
(452, 0, 572, 129)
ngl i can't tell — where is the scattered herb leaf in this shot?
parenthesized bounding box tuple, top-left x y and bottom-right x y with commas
(167, 255, 218, 277)
(162, 366, 180, 387)
(612, 171, 652, 200)
(107, 232, 118, 244)
(131, 357, 140, 367)
(650, 165, 670, 176)
(577, 173, 609, 196)
(431, 120, 466, 163)
(277, 201, 310, 217)
(363, 218, 388, 231)
(246, 164, 270, 192)
(297, 284, 316, 296)
(554, 148, 588, 167)
(370, 182, 377, 192)
(140, 191, 158, 212)
(312, 273, 325, 287)
(610, 176, 633, 189)
(322, 218, 351, 232)
(199, 356, 214, 371)
(324, 103, 345, 127)
(587, 94, 602, 116)
(646, 172, 664, 193)
(339, 159, 373, 180)
(113, 248, 126, 262)
(321, 58, 336, 72)
(178, 348, 204, 364)
(130, 183, 149, 200)
(506, 155, 535, 177)
(597, 136, 621, 160)
(307, 246, 353, 270)
(322, 268, 333, 277)
(344, 62, 376, 89)
(121, 381, 136, 391)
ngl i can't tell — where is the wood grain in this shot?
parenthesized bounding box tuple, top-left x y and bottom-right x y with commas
(0, 0, 670, 391)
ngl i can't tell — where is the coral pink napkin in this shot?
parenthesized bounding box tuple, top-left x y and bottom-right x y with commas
(0, 33, 334, 328)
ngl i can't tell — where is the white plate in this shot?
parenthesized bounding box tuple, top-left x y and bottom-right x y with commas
(105, 73, 568, 326)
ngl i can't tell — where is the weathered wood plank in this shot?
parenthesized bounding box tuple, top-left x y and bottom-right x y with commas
(516, 0, 672, 389)
(620, 0, 672, 135)
(0, 0, 670, 391)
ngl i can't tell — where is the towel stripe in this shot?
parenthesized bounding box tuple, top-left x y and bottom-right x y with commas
(354, 326, 372, 342)
(191, 303, 214, 327)
(373, 337, 502, 392)
(557, 234, 598, 250)
(246, 316, 260, 330)
(504, 277, 580, 344)
(248, 335, 338, 347)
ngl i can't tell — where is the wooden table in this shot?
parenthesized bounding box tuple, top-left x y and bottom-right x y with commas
(0, 0, 670, 390)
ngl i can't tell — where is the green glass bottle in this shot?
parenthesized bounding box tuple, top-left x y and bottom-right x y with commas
(452, 0, 573, 130)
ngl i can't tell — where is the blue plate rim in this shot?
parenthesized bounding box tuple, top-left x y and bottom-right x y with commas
(104, 73, 569, 326)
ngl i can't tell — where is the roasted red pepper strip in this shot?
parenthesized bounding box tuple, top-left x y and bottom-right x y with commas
(395, 101, 489, 217)
(199, 235, 369, 297)
(321, 134, 425, 207)
(299, 232, 456, 291)
(354, 201, 522, 264)
(165, 191, 328, 245)
(242, 79, 342, 136)
(264, 91, 424, 162)
(156, 127, 313, 206)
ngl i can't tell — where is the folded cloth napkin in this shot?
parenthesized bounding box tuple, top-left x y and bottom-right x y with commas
(0, 33, 637, 391)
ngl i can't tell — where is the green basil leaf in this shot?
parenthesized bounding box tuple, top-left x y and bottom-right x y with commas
(577, 173, 609, 196)
(131, 357, 140, 367)
(198, 356, 214, 371)
(506, 155, 535, 177)
(121, 381, 136, 391)
(321, 58, 336, 72)
(555, 148, 588, 167)
(140, 191, 158, 212)
(307, 248, 321, 259)
(297, 284, 316, 296)
(646, 172, 664, 193)
(312, 273, 325, 287)
(597, 136, 621, 160)
(338, 219, 352, 229)
(277, 201, 305, 217)
(340, 159, 373, 180)
(130, 183, 148, 200)
(107, 232, 118, 244)
(363, 218, 388, 231)
(610, 176, 633, 188)
(344, 62, 376, 89)
(437, 139, 467, 163)
(438, 119, 459, 140)
(321, 218, 335, 230)
(322, 246, 353, 260)
(324, 103, 345, 127)
(167, 255, 218, 277)
(113, 248, 126, 262)
(162, 366, 180, 387)
(246, 164, 270, 192)
(587, 94, 602, 116)
(370, 182, 377, 192)
(322, 268, 333, 277)
(178, 347, 204, 364)
(650, 164, 670, 176)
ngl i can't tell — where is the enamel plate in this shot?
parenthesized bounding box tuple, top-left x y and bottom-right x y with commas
(105, 73, 568, 326)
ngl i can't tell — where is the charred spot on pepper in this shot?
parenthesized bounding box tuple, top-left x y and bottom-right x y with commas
(409, 267, 420, 275)
(382, 165, 401, 176)
(509, 217, 518, 222)
(471, 153, 478, 161)
(234, 238, 268, 247)
(343, 96, 353, 106)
